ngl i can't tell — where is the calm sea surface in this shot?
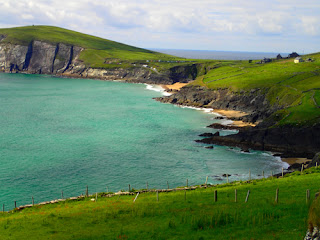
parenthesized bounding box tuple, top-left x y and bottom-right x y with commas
(0, 73, 287, 209)
(151, 49, 290, 60)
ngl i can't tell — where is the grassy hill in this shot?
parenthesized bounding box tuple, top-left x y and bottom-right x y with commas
(0, 25, 186, 69)
(1, 169, 319, 239)
(191, 53, 320, 126)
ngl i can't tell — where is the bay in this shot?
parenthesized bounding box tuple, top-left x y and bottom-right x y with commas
(0, 73, 286, 209)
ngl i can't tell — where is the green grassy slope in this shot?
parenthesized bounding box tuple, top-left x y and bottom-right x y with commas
(0, 25, 187, 68)
(1, 169, 319, 239)
(191, 54, 320, 126)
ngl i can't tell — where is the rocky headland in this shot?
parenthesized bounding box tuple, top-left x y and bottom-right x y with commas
(0, 37, 199, 85)
(156, 85, 320, 161)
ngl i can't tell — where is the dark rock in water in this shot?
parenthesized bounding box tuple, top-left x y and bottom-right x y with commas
(222, 174, 231, 177)
(288, 163, 302, 171)
(241, 146, 250, 153)
(215, 116, 225, 120)
(205, 146, 214, 149)
(199, 133, 214, 137)
(207, 123, 242, 130)
(196, 124, 320, 159)
(213, 131, 220, 137)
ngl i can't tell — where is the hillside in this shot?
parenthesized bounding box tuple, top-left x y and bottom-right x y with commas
(191, 53, 320, 126)
(1, 169, 319, 239)
(0, 25, 201, 83)
(158, 54, 320, 158)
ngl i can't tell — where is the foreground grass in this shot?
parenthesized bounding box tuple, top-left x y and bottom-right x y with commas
(1, 169, 319, 239)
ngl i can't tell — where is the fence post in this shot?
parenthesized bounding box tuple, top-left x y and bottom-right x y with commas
(129, 184, 131, 192)
(61, 191, 64, 199)
(245, 190, 250, 203)
(95, 193, 98, 202)
(214, 190, 217, 202)
(167, 181, 169, 189)
(271, 171, 273, 179)
(106, 186, 109, 193)
(146, 182, 148, 191)
(14, 201, 16, 209)
(316, 162, 318, 168)
(86, 185, 88, 197)
(249, 169, 251, 181)
(205, 176, 208, 186)
(282, 168, 284, 178)
(307, 189, 310, 203)
(186, 179, 188, 188)
(301, 165, 304, 174)
(156, 191, 159, 202)
(275, 188, 279, 203)
(32, 196, 34, 206)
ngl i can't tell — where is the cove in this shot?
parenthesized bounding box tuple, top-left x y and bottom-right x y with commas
(0, 73, 287, 209)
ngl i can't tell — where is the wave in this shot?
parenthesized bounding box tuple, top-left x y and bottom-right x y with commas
(145, 84, 172, 96)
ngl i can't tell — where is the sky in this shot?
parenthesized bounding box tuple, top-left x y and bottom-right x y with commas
(0, 0, 319, 53)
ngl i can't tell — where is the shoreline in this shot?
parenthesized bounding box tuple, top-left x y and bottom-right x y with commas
(281, 157, 312, 166)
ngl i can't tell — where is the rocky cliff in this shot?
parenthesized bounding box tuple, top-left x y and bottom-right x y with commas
(0, 36, 199, 85)
(157, 86, 320, 158)
(156, 86, 277, 123)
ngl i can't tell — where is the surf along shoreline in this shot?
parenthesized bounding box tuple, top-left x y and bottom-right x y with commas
(154, 83, 313, 168)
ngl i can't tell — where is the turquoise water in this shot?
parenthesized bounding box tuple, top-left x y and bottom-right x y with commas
(0, 73, 287, 210)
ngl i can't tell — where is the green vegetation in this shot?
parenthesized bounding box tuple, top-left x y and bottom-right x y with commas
(0, 25, 190, 69)
(1, 169, 320, 239)
(192, 53, 320, 126)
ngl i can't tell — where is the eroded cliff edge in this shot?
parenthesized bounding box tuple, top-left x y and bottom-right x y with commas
(0, 37, 198, 85)
(156, 86, 320, 159)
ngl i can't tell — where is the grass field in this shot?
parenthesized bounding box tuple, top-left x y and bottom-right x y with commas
(191, 53, 320, 126)
(1, 169, 319, 239)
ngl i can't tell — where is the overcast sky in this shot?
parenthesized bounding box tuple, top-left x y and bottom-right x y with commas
(0, 0, 319, 53)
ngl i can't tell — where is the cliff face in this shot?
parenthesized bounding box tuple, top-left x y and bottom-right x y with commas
(0, 39, 82, 74)
(156, 86, 276, 123)
(0, 37, 198, 84)
(158, 86, 320, 158)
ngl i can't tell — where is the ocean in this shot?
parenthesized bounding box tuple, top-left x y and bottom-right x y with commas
(0, 73, 287, 210)
(151, 49, 290, 60)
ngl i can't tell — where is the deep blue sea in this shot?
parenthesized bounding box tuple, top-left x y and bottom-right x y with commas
(151, 49, 290, 60)
(0, 73, 287, 210)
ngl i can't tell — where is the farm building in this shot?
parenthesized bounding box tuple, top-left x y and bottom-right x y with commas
(294, 57, 303, 63)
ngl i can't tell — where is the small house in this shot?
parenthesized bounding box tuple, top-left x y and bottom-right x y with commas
(294, 57, 303, 63)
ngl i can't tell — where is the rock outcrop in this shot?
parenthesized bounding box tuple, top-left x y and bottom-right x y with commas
(156, 86, 276, 123)
(0, 39, 199, 85)
(196, 124, 320, 159)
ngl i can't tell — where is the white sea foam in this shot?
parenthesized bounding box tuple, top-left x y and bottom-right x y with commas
(145, 84, 172, 96)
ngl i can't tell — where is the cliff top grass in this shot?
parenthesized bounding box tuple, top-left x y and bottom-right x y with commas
(1, 168, 319, 239)
(191, 53, 320, 126)
(0, 25, 191, 68)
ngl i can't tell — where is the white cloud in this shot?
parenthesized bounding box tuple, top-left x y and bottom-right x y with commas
(0, 0, 319, 52)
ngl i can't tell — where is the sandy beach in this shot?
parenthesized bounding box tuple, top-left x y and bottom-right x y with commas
(213, 109, 257, 127)
(281, 158, 312, 166)
(162, 82, 189, 91)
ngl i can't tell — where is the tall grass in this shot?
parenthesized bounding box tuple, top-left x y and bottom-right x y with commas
(0, 170, 319, 239)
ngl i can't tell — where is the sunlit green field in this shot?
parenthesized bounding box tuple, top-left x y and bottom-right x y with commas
(1, 169, 319, 239)
(192, 53, 320, 126)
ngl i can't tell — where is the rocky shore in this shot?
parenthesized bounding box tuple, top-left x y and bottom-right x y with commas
(156, 85, 320, 161)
